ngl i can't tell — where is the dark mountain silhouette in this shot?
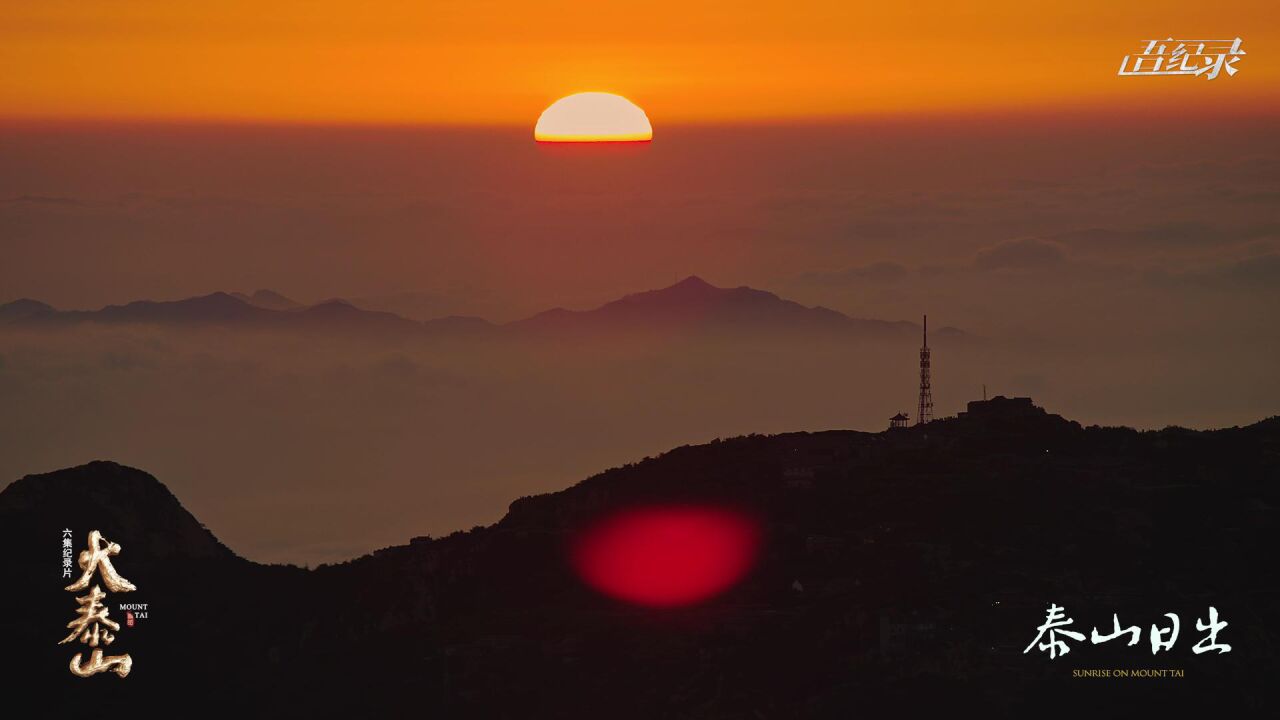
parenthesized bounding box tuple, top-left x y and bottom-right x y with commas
(0, 297, 55, 323)
(231, 289, 303, 311)
(6, 291, 276, 326)
(290, 298, 496, 337)
(0, 277, 959, 344)
(287, 298, 425, 334)
(91, 292, 275, 324)
(0, 292, 431, 337)
(508, 275, 944, 341)
(1, 399, 1273, 717)
(1, 461, 238, 563)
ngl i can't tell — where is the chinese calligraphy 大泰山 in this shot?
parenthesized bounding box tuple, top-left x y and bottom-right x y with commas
(59, 530, 136, 678)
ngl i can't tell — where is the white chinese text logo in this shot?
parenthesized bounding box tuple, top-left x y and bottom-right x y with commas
(1118, 38, 1245, 80)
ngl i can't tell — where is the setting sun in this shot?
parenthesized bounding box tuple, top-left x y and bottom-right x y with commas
(534, 92, 653, 143)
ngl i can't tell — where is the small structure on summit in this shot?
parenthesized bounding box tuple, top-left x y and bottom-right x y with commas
(889, 412, 911, 430)
(958, 395, 1040, 419)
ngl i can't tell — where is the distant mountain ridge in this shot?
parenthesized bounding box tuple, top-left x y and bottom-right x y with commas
(508, 275, 932, 340)
(0, 290, 492, 337)
(0, 297, 55, 323)
(231, 289, 303, 311)
(0, 276, 964, 342)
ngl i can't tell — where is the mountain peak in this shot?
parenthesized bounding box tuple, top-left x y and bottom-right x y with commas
(164, 291, 257, 311)
(85, 291, 267, 325)
(309, 298, 356, 310)
(509, 275, 919, 340)
(647, 274, 734, 299)
(0, 298, 56, 322)
(194, 291, 242, 304)
(233, 289, 302, 311)
(668, 275, 714, 290)
(1, 297, 54, 311)
(251, 289, 290, 302)
(0, 461, 239, 562)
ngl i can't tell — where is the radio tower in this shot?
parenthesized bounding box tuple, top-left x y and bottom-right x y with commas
(916, 314, 933, 425)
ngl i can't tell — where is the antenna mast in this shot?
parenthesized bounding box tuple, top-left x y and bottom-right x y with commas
(916, 315, 933, 425)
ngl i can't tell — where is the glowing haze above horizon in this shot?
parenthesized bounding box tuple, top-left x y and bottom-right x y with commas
(1, 1, 1277, 124)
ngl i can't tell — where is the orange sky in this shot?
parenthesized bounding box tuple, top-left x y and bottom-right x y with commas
(1, 1, 1277, 123)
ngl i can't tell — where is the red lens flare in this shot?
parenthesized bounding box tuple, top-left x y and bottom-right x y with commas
(571, 505, 760, 607)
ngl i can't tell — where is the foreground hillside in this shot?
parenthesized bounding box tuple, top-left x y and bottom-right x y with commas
(2, 399, 1276, 718)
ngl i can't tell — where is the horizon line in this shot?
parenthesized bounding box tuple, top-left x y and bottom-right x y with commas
(3, 104, 1279, 132)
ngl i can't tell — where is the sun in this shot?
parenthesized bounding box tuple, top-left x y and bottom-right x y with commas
(534, 92, 653, 143)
